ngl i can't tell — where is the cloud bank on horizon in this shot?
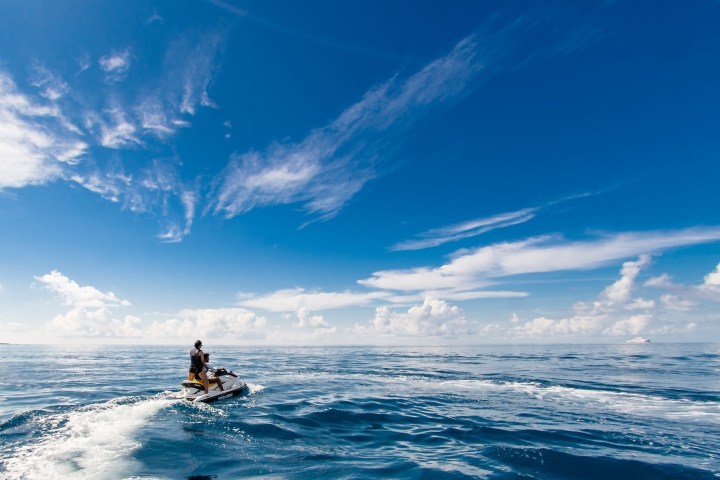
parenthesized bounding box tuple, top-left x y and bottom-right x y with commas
(1, 1, 719, 344)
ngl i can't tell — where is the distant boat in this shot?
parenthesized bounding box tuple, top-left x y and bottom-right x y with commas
(626, 337, 651, 344)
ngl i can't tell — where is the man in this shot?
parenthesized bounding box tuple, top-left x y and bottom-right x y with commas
(204, 353, 238, 379)
(188, 340, 210, 394)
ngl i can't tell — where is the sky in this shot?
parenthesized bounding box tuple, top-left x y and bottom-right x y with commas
(1, 0, 719, 345)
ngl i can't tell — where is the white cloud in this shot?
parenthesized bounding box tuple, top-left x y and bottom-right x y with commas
(0, 72, 85, 189)
(604, 314, 651, 336)
(601, 254, 652, 304)
(625, 298, 655, 310)
(512, 314, 606, 336)
(146, 11, 163, 25)
(77, 52, 91, 74)
(511, 255, 656, 338)
(644, 273, 673, 288)
(659, 294, 695, 312)
(98, 107, 141, 149)
(355, 297, 471, 337)
(360, 228, 720, 292)
(213, 33, 485, 222)
(70, 156, 197, 242)
(137, 99, 180, 138)
(648, 322, 697, 335)
(36, 270, 130, 308)
(29, 62, 69, 101)
(392, 208, 537, 251)
(99, 49, 132, 82)
(239, 288, 389, 312)
(148, 308, 267, 340)
(700, 263, 720, 299)
(48, 308, 142, 337)
(36, 270, 141, 337)
(644, 262, 720, 304)
(294, 307, 336, 336)
(390, 191, 598, 252)
(703, 263, 720, 286)
(165, 32, 224, 115)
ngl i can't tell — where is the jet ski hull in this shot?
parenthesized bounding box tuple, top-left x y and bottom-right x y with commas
(177, 372, 247, 403)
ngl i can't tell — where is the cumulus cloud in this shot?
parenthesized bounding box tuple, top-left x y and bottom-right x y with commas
(213, 33, 487, 223)
(355, 297, 471, 337)
(361, 228, 720, 292)
(644, 273, 673, 288)
(48, 308, 142, 337)
(148, 307, 267, 339)
(293, 306, 336, 335)
(510, 256, 655, 338)
(36, 270, 130, 308)
(659, 294, 695, 312)
(601, 254, 652, 304)
(644, 261, 720, 305)
(604, 315, 651, 336)
(36, 270, 140, 337)
(512, 315, 605, 336)
(700, 263, 720, 298)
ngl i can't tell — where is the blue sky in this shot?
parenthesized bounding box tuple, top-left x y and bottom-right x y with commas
(1, 0, 719, 345)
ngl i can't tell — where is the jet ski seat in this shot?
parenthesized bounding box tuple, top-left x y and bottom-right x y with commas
(181, 380, 205, 389)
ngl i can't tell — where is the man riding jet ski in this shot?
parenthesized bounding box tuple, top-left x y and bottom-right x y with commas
(179, 342, 246, 403)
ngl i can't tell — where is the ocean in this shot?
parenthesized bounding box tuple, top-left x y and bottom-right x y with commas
(0, 343, 718, 479)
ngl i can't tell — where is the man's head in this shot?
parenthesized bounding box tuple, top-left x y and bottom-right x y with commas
(194, 340, 202, 349)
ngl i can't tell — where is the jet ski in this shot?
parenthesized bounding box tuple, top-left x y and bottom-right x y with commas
(177, 370, 247, 403)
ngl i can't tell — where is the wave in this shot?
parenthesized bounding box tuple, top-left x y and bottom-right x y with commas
(438, 379, 720, 424)
(1, 395, 174, 480)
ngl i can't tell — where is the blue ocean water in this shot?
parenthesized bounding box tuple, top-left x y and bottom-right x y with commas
(0, 344, 718, 479)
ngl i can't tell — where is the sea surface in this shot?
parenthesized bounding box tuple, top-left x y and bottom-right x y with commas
(0, 343, 718, 479)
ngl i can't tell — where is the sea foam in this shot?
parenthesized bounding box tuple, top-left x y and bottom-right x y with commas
(1, 396, 172, 480)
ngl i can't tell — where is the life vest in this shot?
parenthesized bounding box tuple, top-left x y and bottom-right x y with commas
(190, 348, 204, 370)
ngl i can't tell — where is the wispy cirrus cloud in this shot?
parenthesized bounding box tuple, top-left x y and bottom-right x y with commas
(239, 288, 389, 312)
(29, 62, 69, 101)
(0, 72, 87, 190)
(0, 25, 226, 241)
(99, 48, 133, 82)
(165, 31, 224, 115)
(391, 193, 594, 251)
(361, 227, 720, 292)
(212, 33, 488, 222)
(392, 208, 538, 252)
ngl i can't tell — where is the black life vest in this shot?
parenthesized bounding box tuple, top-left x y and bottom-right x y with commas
(190, 348, 203, 370)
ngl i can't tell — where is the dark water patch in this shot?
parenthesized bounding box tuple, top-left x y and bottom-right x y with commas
(235, 420, 303, 440)
(486, 446, 717, 480)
